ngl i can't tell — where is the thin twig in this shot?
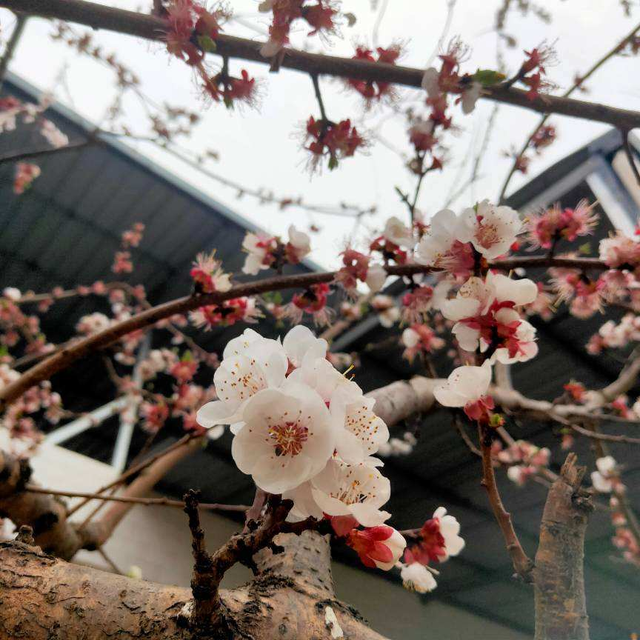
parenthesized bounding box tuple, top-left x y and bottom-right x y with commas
(498, 19, 640, 202)
(25, 484, 249, 512)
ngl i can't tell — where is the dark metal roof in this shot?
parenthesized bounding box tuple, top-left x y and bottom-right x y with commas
(2, 71, 640, 639)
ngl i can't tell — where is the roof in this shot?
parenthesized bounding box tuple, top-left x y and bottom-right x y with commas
(2, 71, 640, 639)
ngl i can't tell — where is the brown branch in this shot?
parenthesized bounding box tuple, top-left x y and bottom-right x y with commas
(478, 424, 534, 581)
(7, 0, 640, 130)
(1, 256, 605, 410)
(498, 19, 640, 203)
(567, 422, 640, 445)
(183, 489, 222, 633)
(0, 537, 389, 639)
(23, 484, 248, 512)
(66, 433, 198, 517)
(82, 435, 205, 548)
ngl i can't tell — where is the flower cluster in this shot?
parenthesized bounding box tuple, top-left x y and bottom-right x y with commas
(441, 271, 539, 364)
(591, 456, 624, 494)
(242, 225, 311, 276)
(519, 43, 557, 101)
(526, 200, 598, 249)
(196, 326, 410, 570)
(190, 251, 232, 293)
(259, 0, 341, 57)
(304, 117, 366, 172)
(202, 69, 259, 109)
(164, 0, 227, 66)
(492, 440, 551, 486)
(190, 297, 261, 329)
(335, 248, 387, 295)
(285, 283, 333, 326)
(369, 216, 413, 265)
(587, 313, 640, 354)
(346, 44, 402, 107)
(14, 163, 41, 195)
(399, 507, 465, 593)
(401, 323, 444, 363)
(417, 200, 521, 276)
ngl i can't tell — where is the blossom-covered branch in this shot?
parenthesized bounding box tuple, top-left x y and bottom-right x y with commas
(0, 255, 606, 410)
(6, 0, 640, 131)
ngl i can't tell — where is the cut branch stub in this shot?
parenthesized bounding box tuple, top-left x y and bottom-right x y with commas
(534, 453, 594, 640)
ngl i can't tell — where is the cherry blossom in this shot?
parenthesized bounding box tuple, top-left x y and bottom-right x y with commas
(285, 225, 312, 265)
(415, 208, 474, 277)
(526, 200, 598, 250)
(442, 272, 538, 363)
(281, 324, 328, 369)
(285, 283, 334, 326)
(381, 216, 414, 249)
(346, 44, 402, 107)
(456, 200, 521, 260)
(286, 457, 391, 526)
(304, 117, 366, 172)
(197, 331, 287, 429)
(76, 312, 112, 336)
(231, 380, 336, 493)
(434, 362, 496, 423)
(405, 507, 465, 566)
(401, 286, 434, 324)
(371, 295, 400, 328)
(190, 252, 232, 293)
(242, 232, 278, 275)
(599, 231, 640, 271)
(591, 456, 622, 494)
(401, 324, 444, 363)
(400, 562, 437, 593)
(347, 525, 406, 571)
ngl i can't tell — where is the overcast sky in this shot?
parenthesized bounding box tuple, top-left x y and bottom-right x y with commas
(2, 0, 639, 269)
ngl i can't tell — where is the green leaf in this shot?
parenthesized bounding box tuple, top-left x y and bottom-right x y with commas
(197, 35, 217, 53)
(578, 242, 591, 255)
(328, 156, 339, 171)
(472, 69, 506, 87)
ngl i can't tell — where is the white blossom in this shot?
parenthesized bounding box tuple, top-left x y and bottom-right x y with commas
(457, 200, 521, 260)
(434, 362, 492, 408)
(382, 216, 414, 248)
(231, 380, 336, 493)
(401, 562, 437, 593)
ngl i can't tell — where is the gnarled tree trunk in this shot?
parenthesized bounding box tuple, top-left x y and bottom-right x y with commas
(534, 453, 593, 640)
(0, 531, 388, 639)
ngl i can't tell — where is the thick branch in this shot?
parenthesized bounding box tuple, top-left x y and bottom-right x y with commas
(0, 537, 387, 639)
(5, 0, 640, 130)
(534, 453, 593, 640)
(0, 450, 88, 559)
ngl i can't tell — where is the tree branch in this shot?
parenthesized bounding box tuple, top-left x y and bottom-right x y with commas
(6, 0, 640, 130)
(23, 484, 248, 512)
(0, 256, 605, 410)
(478, 423, 534, 581)
(0, 537, 388, 639)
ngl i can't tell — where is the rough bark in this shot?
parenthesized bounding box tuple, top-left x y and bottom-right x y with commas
(0, 532, 388, 640)
(0, 449, 88, 559)
(534, 454, 593, 640)
(0, 438, 203, 560)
